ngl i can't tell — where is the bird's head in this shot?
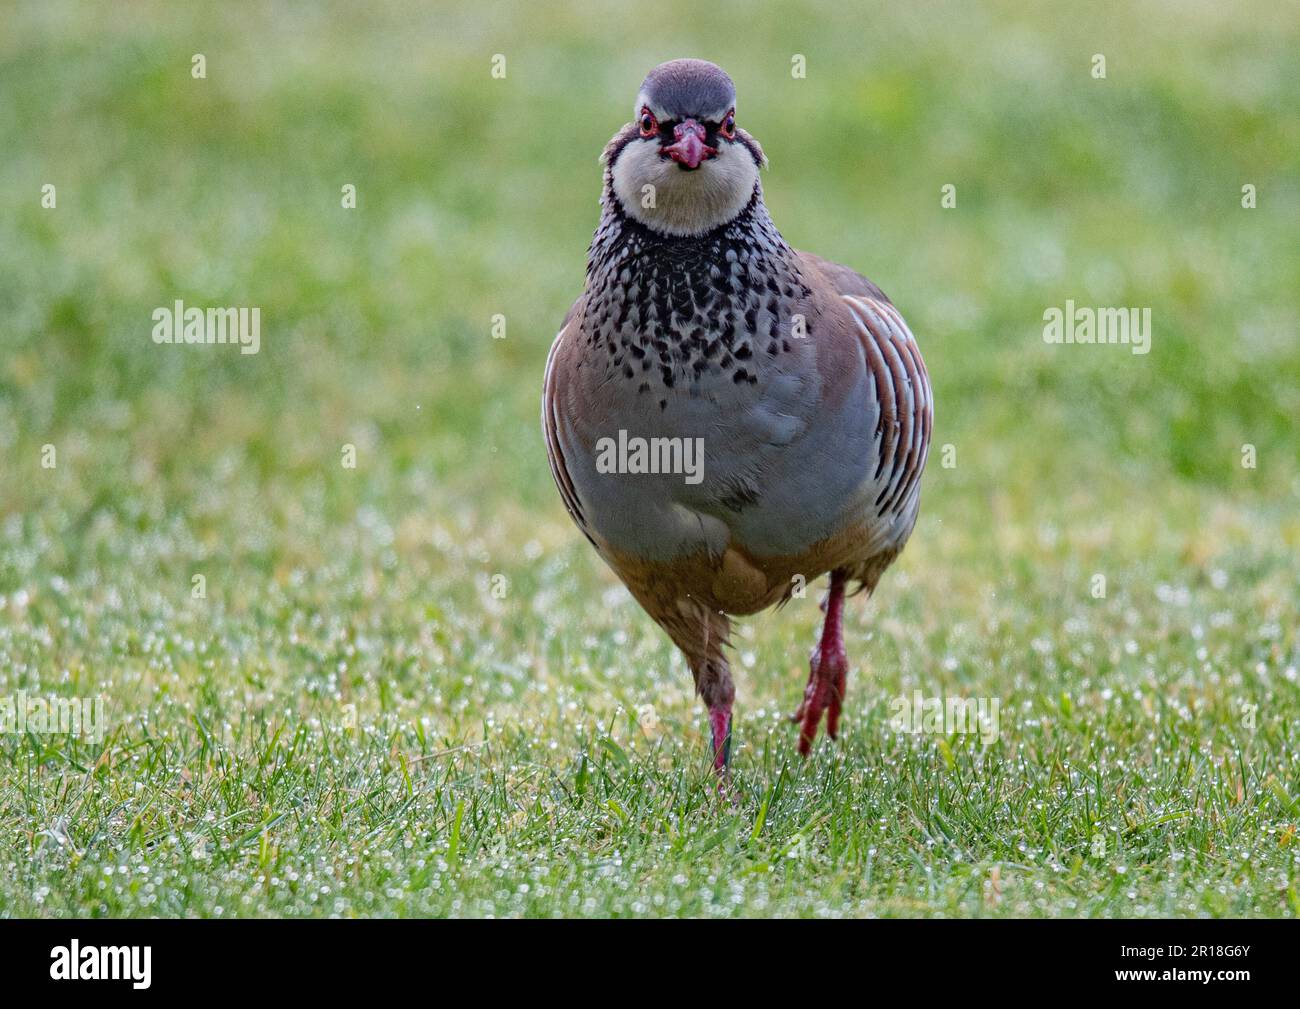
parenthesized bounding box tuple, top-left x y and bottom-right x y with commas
(604, 59, 766, 238)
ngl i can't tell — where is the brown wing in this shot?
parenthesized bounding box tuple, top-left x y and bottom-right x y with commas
(799, 250, 931, 524)
(542, 302, 599, 549)
(798, 250, 891, 304)
(841, 293, 932, 523)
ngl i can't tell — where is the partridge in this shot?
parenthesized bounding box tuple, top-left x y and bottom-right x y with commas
(543, 59, 932, 772)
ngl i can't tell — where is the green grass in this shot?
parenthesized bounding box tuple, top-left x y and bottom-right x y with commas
(1, 0, 1298, 917)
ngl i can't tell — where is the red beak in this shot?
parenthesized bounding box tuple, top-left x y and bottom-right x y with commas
(662, 119, 716, 170)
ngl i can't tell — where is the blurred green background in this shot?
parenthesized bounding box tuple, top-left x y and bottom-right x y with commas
(0, 1, 1297, 917)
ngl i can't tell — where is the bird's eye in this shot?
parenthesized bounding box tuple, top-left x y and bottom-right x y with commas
(639, 107, 657, 137)
(720, 111, 736, 139)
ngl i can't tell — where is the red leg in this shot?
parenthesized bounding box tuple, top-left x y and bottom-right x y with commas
(791, 570, 849, 755)
(708, 701, 733, 774)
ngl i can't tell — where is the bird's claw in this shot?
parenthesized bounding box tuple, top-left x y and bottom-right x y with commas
(793, 646, 847, 755)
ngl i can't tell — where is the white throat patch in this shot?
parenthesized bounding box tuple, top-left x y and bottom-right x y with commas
(611, 139, 760, 237)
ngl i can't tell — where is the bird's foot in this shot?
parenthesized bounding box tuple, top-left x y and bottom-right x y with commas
(792, 638, 848, 754)
(790, 570, 848, 755)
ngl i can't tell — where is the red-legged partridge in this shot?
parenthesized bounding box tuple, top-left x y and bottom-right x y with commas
(543, 59, 932, 772)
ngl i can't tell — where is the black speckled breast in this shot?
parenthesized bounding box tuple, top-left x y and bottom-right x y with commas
(584, 192, 814, 408)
